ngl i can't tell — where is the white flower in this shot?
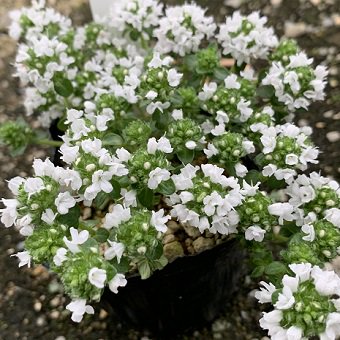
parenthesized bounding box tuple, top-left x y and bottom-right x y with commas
(245, 226, 266, 242)
(88, 267, 107, 289)
(103, 205, 131, 229)
(286, 326, 303, 340)
(217, 11, 278, 65)
(198, 82, 217, 101)
(148, 52, 164, 68)
(91, 170, 113, 193)
(24, 177, 45, 197)
(224, 74, 240, 89)
(148, 167, 171, 190)
(259, 310, 283, 338)
(167, 68, 183, 87)
(157, 137, 173, 153)
(235, 163, 248, 178)
(66, 299, 94, 323)
(15, 214, 33, 236)
(172, 109, 183, 120)
(268, 203, 295, 225)
(120, 189, 137, 207)
(311, 267, 340, 296)
(147, 137, 173, 154)
(55, 191, 76, 214)
(275, 282, 295, 309)
(7, 176, 24, 195)
(104, 241, 125, 263)
(260, 127, 277, 154)
(145, 90, 158, 100)
(63, 227, 89, 253)
(151, 209, 171, 233)
(285, 153, 299, 166)
(262, 164, 277, 177)
(11, 251, 31, 268)
(289, 263, 312, 282)
(255, 281, 276, 303)
(60, 144, 79, 164)
(109, 273, 128, 294)
(53, 247, 68, 266)
(321, 313, 340, 340)
(41, 208, 57, 225)
(301, 223, 315, 242)
(185, 141, 197, 150)
(146, 101, 171, 115)
(204, 143, 219, 158)
(0, 198, 18, 228)
(325, 208, 340, 228)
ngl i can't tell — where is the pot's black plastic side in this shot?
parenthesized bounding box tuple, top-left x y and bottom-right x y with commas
(103, 239, 246, 337)
(49, 118, 64, 166)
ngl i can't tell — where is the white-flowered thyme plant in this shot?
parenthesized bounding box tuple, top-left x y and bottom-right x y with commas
(1, 1, 339, 339)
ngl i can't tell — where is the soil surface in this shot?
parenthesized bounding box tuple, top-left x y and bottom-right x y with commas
(0, 0, 339, 339)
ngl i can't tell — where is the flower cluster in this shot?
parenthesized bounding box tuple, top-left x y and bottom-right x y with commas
(1, 2, 339, 338)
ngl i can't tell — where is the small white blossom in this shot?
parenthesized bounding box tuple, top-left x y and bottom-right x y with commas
(66, 299, 94, 323)
(105, 241, 125, 263)
(55, 191, 76, 214)
(53, 247, 68, 266)
(151, 209, 171, 233)
(148, 168, 171, 190)
(63, 227, 89, 253)
(245, 226, 266, 242)
(109, 273, 128, 294)
(88, 267, 107, 289)
(11, 251, 31, 268)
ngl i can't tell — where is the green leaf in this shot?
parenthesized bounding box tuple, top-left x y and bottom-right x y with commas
(257, 85, 275, 99)
(213, 67, 229, 81)
(177, 148, 194, 164)
(137, 187, 154, 209)
(53, 72, 73, 97)
(265, 261, 287, 276)
(152, 255, 168, 270)
(183, 54, 197, 71)
(102, 133, 123, 147)
(251, 266, 265, 278)
(146, 241, 164, 259)
(56, 117, 68, 132)
(245, 170, 263, 185)
(138, 260, 151, 280)
(109, 256, 129, 274)
(94, 228, 109, 243)
(82, 238, 99, 252)
(152, 110, 170, 130)
(94, 192, 110, 210)
(57, 205, 80, 227)
(156, 179, 176, 196)
(111, 179, 121, 199)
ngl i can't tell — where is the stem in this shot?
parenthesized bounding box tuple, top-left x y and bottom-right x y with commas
(33, 138, 62, 147)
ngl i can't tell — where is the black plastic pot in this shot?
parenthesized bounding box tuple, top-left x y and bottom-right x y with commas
(103, 239, 246, 337)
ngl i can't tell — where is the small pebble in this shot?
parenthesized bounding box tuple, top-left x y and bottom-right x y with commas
(33, 301, 42, 312)
(162, 234, 176, 244)
(99, 309, 108, 320)
(326, 131, 340, 142)
(49, 311, 60, 319)
(315, 121, 326, 128)
(323, 110, 334, 118)
(193, 237, 215, 253)
(36, 316, 46, 327)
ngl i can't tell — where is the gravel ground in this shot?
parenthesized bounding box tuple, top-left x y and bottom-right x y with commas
(0, 0, 339, 339)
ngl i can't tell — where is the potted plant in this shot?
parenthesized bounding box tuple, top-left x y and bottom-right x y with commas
(1, 1, 340, 339)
